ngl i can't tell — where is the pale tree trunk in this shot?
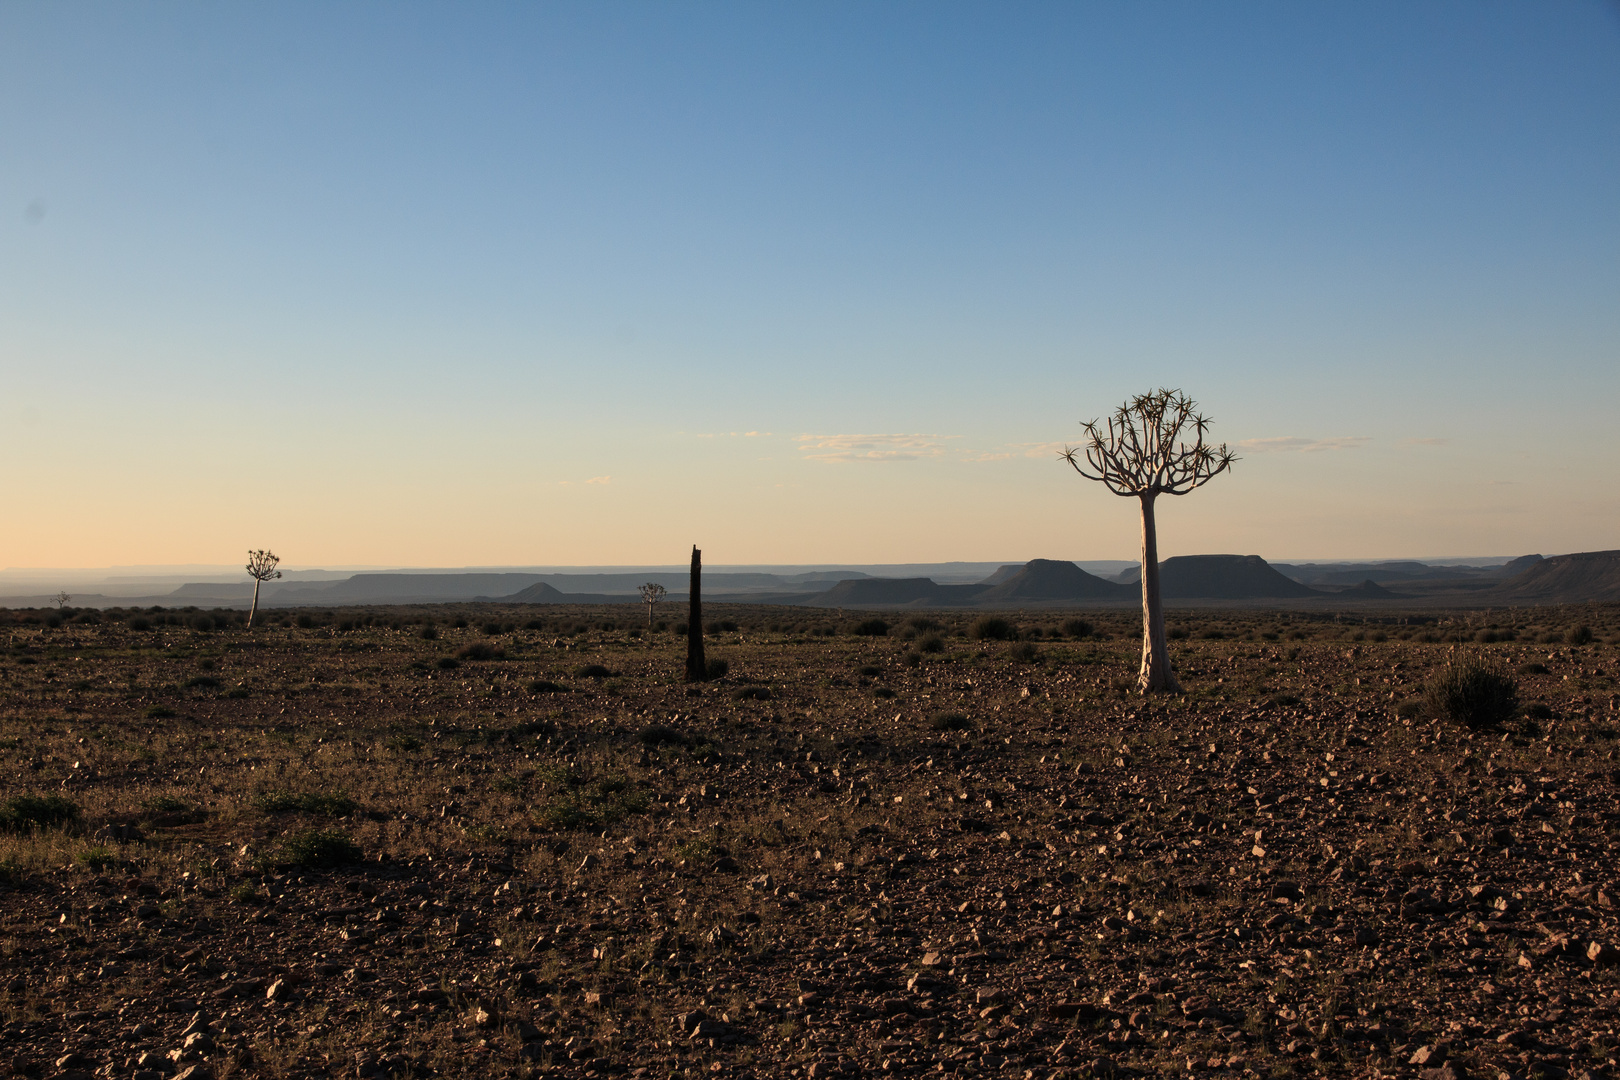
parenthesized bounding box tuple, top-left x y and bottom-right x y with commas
(248, 578, 262, 630)
(1137, 494, 1182, 693)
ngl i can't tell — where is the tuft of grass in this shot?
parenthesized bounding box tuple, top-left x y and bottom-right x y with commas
(705, 658, 730, 680)
(576, 663, 615, 679)
(0, 794, 81, 832)
(254, 790, 360, 817)
(385, 734, 423, 752)
(144, 705, 177, 719)
(852, 618, 890, 637)
(279, 829, 362, 868)
(1424, 653, 1519, 731)
(917, 633, 946, 654)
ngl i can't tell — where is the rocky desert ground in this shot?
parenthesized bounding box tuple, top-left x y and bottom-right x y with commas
(2, 603, 1618, 1080)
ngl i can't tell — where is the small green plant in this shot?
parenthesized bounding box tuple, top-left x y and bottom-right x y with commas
(917, 633, 946, 654)
(144, 705, 177, 719)
(254, 791, 359, 817)
(458, 641, 504, 661)
(229, 882, 262, 904)
(0, 794, 81, 831)
(1424, 653, 1519, 731)
(1567, 625, 1594, 646)
(705, 658, 729, 680)
(183, 675, 222, 689)
(535, 775, 649, 831)
(280, 829, 362, 868)
(76, 845, 115, 871)
(386, 734, 424, 752)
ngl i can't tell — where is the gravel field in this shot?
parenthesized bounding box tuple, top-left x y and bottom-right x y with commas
(2, 603, 1617, 1080)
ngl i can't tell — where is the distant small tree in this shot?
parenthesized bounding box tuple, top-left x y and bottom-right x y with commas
(245, 550, 282, 630)
(1063, 389, 1235, 693)
(638, 582, 667, 631)
(52, 591, 72, 610)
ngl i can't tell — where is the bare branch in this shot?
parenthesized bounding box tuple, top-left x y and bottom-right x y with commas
(1061, 388, 1237, 499)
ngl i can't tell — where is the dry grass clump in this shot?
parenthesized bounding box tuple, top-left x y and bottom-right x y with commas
(1423, 651, 1519, 730)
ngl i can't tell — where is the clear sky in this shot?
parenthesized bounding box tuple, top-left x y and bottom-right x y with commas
(3, 2, 1618, 570)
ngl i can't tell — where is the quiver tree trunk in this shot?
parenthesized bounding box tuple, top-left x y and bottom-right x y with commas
(684, 546, 707, 683)
(248, 579, 262, 630)
(1137, 494, 1181, 693)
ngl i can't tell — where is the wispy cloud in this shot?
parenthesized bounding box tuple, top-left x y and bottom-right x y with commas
(695, 431, 771, 439)
(585, 475, 612, 485)
(1236, 436, 1370, 453)
(796, 433, 955, 463)
(1404, 437, 1448, 446)
(958, 440, 1070, 463)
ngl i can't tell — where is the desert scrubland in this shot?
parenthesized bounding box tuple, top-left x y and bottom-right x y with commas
(2, 604, 1618, 1080)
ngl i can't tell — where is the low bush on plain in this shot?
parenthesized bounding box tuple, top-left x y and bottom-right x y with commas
(917, 633, 946, 654)
(930, 712, 972, 732)
(1008, 641, 1041, 664)
(280, 829, 362, 868)
(637, 724, 689, 747)
(1061, 618, 1094, 638)
(458, 641, 504, 662)
(853, 618, 890, 637)
(576, 663, 614, 679)
(0, 794, 81, 831)
(1424, 653, 1519, 731)
(254, 791, 359, 817)
(971, 617, 1013, 641)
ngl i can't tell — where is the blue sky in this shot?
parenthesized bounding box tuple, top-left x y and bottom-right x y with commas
(3, 2, 1617, 568)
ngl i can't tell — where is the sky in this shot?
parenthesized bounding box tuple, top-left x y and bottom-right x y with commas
(3, 2, 1618, 570)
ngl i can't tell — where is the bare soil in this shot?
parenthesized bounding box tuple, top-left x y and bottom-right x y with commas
(1, 604, 1618, 1080)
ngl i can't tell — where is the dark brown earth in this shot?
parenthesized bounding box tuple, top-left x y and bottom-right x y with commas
(1, 603, 1618, 1080)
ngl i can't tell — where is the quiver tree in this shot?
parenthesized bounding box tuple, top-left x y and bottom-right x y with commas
(683, 547, 707, 682)
(1063, 389, 1235, 693)
(245, 549, 282, 630)
(638, 582, 667, 631)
